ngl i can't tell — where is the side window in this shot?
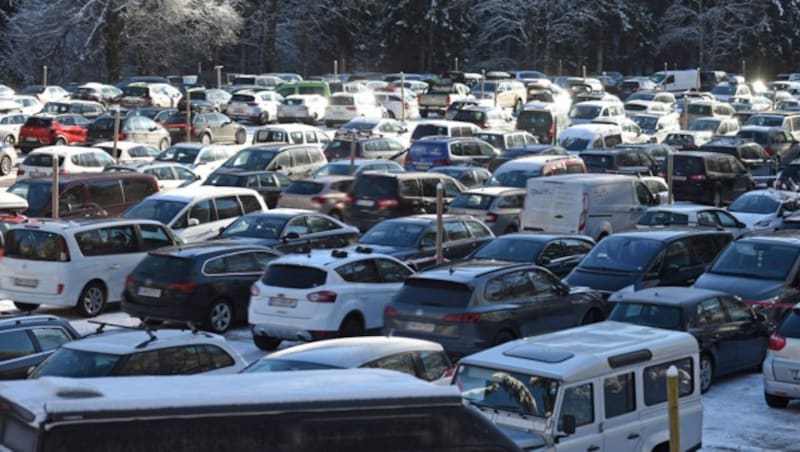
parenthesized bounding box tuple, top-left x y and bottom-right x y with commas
(214, 196, 243, 219)
(559, 383, 594, 430)
(253, 251, 279, 269)
(720, 296, 755, 322)
(421, 178, 439, 197)
(484, 276, 506, 302)
(31, 328, 73, 352)
(605, 134, 622, 148)
(158, 345, 215, 375)
(122, 179, 157, 201)
(188, 200, 214, 225)
(307, 215, 338, 233)
(293, 148, 311, 165)
(663, 240, 691, 269)
(304, 131, 318, 143)
(504, 270, 537, 299)
(375, 258, 412, 283)
(362, 352, 417, 378)
(105, 225, 138, 254)
(644, 358, 694, 405)
(0, 330, 35, 361)
(465, 220, 491, 238)
(259, 174, 277, 187)
(691, 297, 727, 328)
(239, 195, 263, 213)
(139, 224, 174, 251)
(205, 344, 235, 369)
(443, 221, 469, 241)
(542, 241, 567, 261)
(634, 182, 652, 205)
(529, 268, 558, 296)
(204, 257, 226, 274)
(604, 372, 636, 419)
(717, 157, 732, 173)
(117, 350, 161, 375)
(337, 259, 380, 283)
(224, 252, 261, 273)
(417, 350, 451, 382)
(399, 179, 421, 197)
(715, 211, 740, 228)
(285, 216, 310, 235)
(497, 194, 523, 209)
(173, 166, 196, 181)
(88, 180, 124, 207)
(441, 179, 461, 197)
(695, 210, 717, 227)
(290, 131, 304, 143)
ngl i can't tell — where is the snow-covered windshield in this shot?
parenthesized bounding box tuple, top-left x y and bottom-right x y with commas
(457, 364, 559, 418)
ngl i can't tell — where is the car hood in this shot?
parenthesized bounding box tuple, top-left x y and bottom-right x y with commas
(693, 273, 784, 301)
(564, 267, 639, 294)
(728, 212, 775, 229)
(218, 236, 281, 246)
(496, 424, 549, 449)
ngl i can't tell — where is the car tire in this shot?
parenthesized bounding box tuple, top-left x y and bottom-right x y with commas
(258, 112, 270, 125)
(338, 314, 364, 338)
(492, 329, 516, 346)
(55, 137, 67, 146)
(700, 353, 714, 393)
(207, 300, 234, 333)
(76, 282, 106, 317)
(0, 156, 11, 176)
(253, 334, 282, 351)
(200, 133, 211, 145)
(764, 392, 790, 408)
(235, 129, 247, 145)
(13, 302, 39, 312)
(3, 134, 14, 145)
(158, 137, 170, 151)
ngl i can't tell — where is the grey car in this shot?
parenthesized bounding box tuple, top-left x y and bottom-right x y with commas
(383, 261, 607, 357)
(445, 186, 524, 235)
(276, 175, 353, 220)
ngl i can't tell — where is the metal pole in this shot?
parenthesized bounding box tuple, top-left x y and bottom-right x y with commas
(435, 183, 444, 264)
(51, 155, 59, 218)
(742, 59, 746, 79)
(400, 72, 406, 120)
(215, 65, 223, 89)
(581, 65, 586, 79)
(334, 60, 338, 80)
(454, 57, 459, 72)
(43, 65, 48, 86)
(349, 129, 356, 174)
(185, 89, 191, 143)
(552, 115, 558, 144)
(481, 69, 486, 106)
(558, 59, 562, 77)
(197, 62, 202, 76)
(112, 106, 121, 162)
(664, 61, 668, 73)
(667, 151, 674, 204)
(667, 365, 681, 452)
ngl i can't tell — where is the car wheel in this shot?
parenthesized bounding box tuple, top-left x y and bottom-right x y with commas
(207, 300, 233, 333)
(253, 334, 282, 351)
(700, 353, 714, 393)
(765, 392, 790, 408)
(55, 137, 67, 146)
(158, 137, 170, 151)
(0, 156, 11, 176)
(712, 187, 722, 207)
(76, 282, 106, 317)
(492, 329, 516, 346)
(235, 128, 247, 145)
(258, 112, 270, 125)
(338, 314, 364, 337)
(13, 302, 39, 312)
(3, 134, 14, 145)
(200, 133, 211, 145)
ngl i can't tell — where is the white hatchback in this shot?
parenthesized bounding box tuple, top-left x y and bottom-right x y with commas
(324, 92, 384, 127)
(226, 89, 283, 125)
(16, 146, 115, 180)
(248, 249, 414, 350)
(278, 94, 328, 123)
(764, 304, 800, 408)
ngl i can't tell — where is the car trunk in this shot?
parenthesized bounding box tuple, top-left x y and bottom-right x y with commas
(0, 229, 68, 297)
(386, 279, 475, 338)
(126, 254, 195, 306)
(771, 310, 800, 384)
(251, 264, 328, 320)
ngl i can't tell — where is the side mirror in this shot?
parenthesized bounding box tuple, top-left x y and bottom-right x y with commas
(283, 231, 301, 242)
(188, 217, 200, 227)
(562, 415, 576, 435)
(218, 226, 226, 236)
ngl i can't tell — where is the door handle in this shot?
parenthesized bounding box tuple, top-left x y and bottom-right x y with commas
(588, 446, 599, 452)
(554, 215, 563, 219)
(627, 433, 640, 440)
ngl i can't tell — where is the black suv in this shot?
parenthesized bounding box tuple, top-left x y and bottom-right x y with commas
(700, 138, 778, 187)
(671, 151, 755, 206)
(204, 169, 293, 208)
(122, 242, 282, 333)
(0, 315, 80, 380)
(566, 229, 733, 298)
(580, 148, 660, 176)
(345, 172, 465, 232)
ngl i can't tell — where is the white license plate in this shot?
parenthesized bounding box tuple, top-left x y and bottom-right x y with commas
(355, 199, 375, 207)
(137, 287, 162, 298)
(168, 127, 181, 132)
(672, 176, 686, 181)
(415, 164, 430, 170)
(406, 321, 435, 333)
(269, 296, 297, 308)
(24, 137, 38, 142)
(14, 278, 38, 288)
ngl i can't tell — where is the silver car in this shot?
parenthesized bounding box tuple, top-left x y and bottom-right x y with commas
(763, 303, 800, 408)
(276, 175, 353, 220)
(446, 186, 525, 235)
(0, 143, 18, 176)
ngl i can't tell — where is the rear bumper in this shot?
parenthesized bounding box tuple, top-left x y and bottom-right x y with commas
(0, 286, 78, 308)
(121, 291, 206, 323)
(764, 358, 800, 399)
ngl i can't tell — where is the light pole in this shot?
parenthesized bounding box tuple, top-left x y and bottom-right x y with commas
(215, 65, 224, 89)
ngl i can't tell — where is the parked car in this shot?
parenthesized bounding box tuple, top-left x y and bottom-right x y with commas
(335, 118, 408, 143)
(700, 138, 778, 187)
(204, 169, 292, 208)
(29, 329, 246, 378)
(424, 166, 489, 189)
(242, 336, 453, 383)
(609, 286, 770, 392)
(324, 92, 384, 127)
(103, 161, 200, 192)
(225, 89, 282, 125)
(9, 95, 42, 116)
(0, 113, 28, 146)
(162, 111, 247, 145)
(72, 83, 123, 106)
(663, 131, 712, 150)
(409, 120, 480, 142)
(40, 100, 106, 119)
(452, 106, 515, 132)
(323, 136, 406, 163)
(0, 143, 18, 177)
(277, 94, 327, 123)
(632, 113, 681, 143)
(276, 176, 353, 219)
(0, 315, 80, 380)
(312, 159, 403, 177)
(374, 91, 420, 120)
(92, 141, 161, 164)
(516, 102, 571, 144)
(18, 114, 90, 151)
(556, 123, 624, 152)
(736, 126, 799, 167)
(177, 89, 231, 112)
(775, 158, 800, 191)
(87, 114, 171, 150)
(745, 112, 800, 141)
(467, 233, 594, 278)
(404, 137, 499, 171)
(384, 261, 607, 357)
(580, 148, 660, 175)
(671, 151, 755, 206)
(473, 130, 538, 151)
(763, 304, 800, 407)
(122, 242, 281, 333)
(486, 144, 569, 172)
(19, 85, 69, 104)
(216, 144, 327, 180)
(248, 249, 415, 350)
(154, 143, 239, 180)
(119, 83, 179, 108)
(251, 123, 330, 147)
(446, 187, 523, 235)
(565, 229, 733, 298)
(726, 189, 800, 230)
(16, 146, 115, 180)
(352, 214, 494, 270)
(637, 204, 748, 237)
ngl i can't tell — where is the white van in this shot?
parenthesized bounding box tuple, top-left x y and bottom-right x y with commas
(455, 321, 702, 452)
(521, 173, 659, 241)
(0, 218, 179, 316)
(121, 186, 267, 243)
(556, 123, 624, 153)
(569, 100, 625, 126)
(649, 69, 700, 93)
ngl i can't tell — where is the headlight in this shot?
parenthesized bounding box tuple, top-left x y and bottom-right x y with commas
(755, 219, 772, 227)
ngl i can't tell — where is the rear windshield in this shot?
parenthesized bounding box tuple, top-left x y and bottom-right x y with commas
(411, 124, 447, 140)
(4, 229, 65, 261)
(449, 193, 495, 210)
(581, 154, 615, 172)
(123, 86, 148, 97)
(673, 156, 706, 175)
(222, 148, 276, 170)
(135, 254, 193, 282)
(453, 110, 485, 123)
(746, 115, 783, 127)
(285, 181, 324, 195)
(778, 310, 800, 338)
(231, 94, 255, 103)
(351, 175, 397, 198)
(517, 111, 552, 129)
(23, 154, 64, 168)
(736, 130, 768, 145)
(329, 96, 354, 106)
(408, 143, 446, 159)
(394, 278, 473, 308)
(608, 302, 684, 330)
(24, 117, 53, 128)
(261, 264, 327, 288)
(687, 104, 711, 116)
(637, 211, 689, 226)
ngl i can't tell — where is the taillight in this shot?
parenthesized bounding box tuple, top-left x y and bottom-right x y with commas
(248, 102, 258, 106)
(57, 284, 64, 295)
(125, 274, 134, 288)
(442, 312, 481, 323)
(324, 150, 332, 159)
(346, 194, 355, 204)
(384, 306, 398, 317)
(404, 155, 412, 166)
(307, 290, 337, 303)
(446, 95, 451, 105)
(16, 168, 24, 176)
(377, 198, 399, 208)
(346, 106, 356, 111)
(311, 196, 326, 205)
(578, 193, 589, 232)
(769, 333, 787, 351)
(764, 146, 773, 156)
(250, 284, 260, 296)
(433, 158, 451, 166)
(58, 237, 70, 262)
(549, 121, 555, 137)
(58, 169, 69, 175)
(117, 131, 126, 141)
(167, 282, 196, 294)
(485, 213, 498, 223)
(689, 174, 707, 181)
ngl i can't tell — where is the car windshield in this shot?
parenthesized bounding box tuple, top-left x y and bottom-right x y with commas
(746, 116, 783, 127)
(473, 237, 541, 263)
(711, 85, 735, 95)
(570, 105, 601, 119)
(221, 215, 288, 240)
(486, 170, 541, 188)
(122, 199, 188, 225)
(156, 146, 199, 164)
(688, 119, 720, 131)
(242, 359, 340, 373)
(728, 195, 781, 214)
(457, 364, 559, 419)
(557, 136, 590, 151)
(633, 116, 659, 131)
(709, 242, 800, 280)
(31, 348, 122, 378)
(637, 211, 690, 226)
(222, 149, 277, 170)
(359, 221, 425, 247)
(579, 236, 663, 272)
(608, 302, 685, 330)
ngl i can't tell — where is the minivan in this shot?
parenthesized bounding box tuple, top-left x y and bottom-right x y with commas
(486, 154, 586, 188)
(251, 123, 330, 147)
(409, 120, 480, 142)
(521, 173, 660, 241)
(568, 100, 625, 125)
(671, 151, 755, 206)
(516, 102, 571, 144)
(121, 186, 267, 242)
(7, 172, 160, 218)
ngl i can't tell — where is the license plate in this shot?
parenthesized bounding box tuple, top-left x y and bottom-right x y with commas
(24, 137, 38, 142)
(137, 287, 162, 298)
(415, 164, 430, 170)
(14, 278, 38, 288)
(269, 296, 297, 308)
(356, 199, 375, 207)
(168, 127, 181, 132)
(406, 321, 435, 333)
(672, 176, 686, 181)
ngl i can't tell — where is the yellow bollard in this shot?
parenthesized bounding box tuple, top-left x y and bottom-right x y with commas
(667, 365, 681, 452)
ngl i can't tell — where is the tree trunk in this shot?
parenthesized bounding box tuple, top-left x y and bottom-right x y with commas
(261, 0, 279, 73)
(104, 1, 121, 81)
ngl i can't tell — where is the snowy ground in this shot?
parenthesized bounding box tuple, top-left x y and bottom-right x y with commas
(0, 299, 797, 451)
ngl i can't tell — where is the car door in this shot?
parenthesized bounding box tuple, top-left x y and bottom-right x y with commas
(76, 224, 141, 303)
(718, 296, 770, 370)
(688, 297, 735, 374)
(342, 258, 386, 330)
(557, 382, 604, 452)
(442, 220, 473, 259)
(659, 238, 703, 286)
(602, 372, 641, 452)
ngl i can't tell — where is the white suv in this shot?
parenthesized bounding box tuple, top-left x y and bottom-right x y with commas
(0, 218, 180, 316)
(248, 249, 414, 350)
(763, 304, 800, 408)
(226, 90, 283, 125)
(17, 146, 115, 180)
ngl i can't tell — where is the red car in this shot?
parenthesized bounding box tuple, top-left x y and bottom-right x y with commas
(18, 114, 90, 153)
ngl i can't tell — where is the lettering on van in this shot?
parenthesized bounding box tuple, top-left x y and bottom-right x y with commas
(528, 188, 553, 197)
